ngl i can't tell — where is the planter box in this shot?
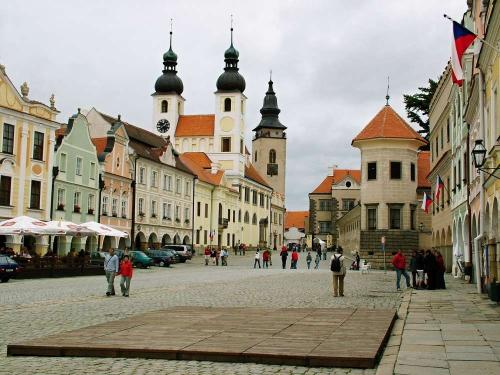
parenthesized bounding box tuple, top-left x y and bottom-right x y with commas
(16, 266, 105, 279)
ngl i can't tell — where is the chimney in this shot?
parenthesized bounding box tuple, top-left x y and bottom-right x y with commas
(328, 165, 338, 176)
(211, 162, 220, 175)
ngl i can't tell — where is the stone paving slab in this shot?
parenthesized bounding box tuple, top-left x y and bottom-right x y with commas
(7, 306, 396, 369)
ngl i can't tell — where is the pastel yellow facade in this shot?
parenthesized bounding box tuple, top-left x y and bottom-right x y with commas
(0, 65, 60, 254)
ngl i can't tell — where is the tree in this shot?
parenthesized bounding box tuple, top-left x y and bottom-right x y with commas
(403, 78, 438, 141)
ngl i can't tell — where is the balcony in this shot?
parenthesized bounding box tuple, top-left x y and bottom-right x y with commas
(218, 218, 228, 229)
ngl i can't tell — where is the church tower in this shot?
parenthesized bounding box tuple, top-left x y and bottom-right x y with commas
(152, 27, 184, 141)
(252, 77, 287, 197)
(212, 25, 246, 177)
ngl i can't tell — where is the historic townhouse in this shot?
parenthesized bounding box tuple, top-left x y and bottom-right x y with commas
(91, 116, 133, 250)
(309, 168, 361, 246)
(86, 109, 195, 250)
(429, 64, 454, 271)
(150, 28, 285, 249)
(0, 64, 60, 254)
(52, 111, 100, 254)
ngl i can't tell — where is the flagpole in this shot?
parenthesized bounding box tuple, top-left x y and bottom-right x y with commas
(443, 14, 500, 54)
(437, 174, 451, 205)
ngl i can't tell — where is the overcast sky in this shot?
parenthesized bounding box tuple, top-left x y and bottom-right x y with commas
(1, 0, 465, 210)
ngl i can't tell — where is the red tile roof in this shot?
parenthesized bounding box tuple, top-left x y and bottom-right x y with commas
(310, 169, 361, 194)
(92, 137, 108, 154)
(285, 211, 309, 230)
(175, 115, 215, 137)
(245, 164, 271, 188)
(352, 105, 427, 144)
(418, 151, 431, 188)
(179, 152, 224, 186)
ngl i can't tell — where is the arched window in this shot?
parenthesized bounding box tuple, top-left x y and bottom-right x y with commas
(161, 100, 168, 113)
(224, 98, 231, 112)
(269, 149, 276, 163)
(252, 213, 257, 225)
(244, 211, 249, 223)
(218, 203, 223, 222)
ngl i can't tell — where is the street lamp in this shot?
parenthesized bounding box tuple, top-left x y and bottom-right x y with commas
(472, 139, 499, 180)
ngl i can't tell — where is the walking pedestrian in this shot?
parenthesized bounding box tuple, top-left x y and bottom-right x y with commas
(355, 251, 360, 270)
(424, 250, 437, 290)
(104, 248, 119, 296)
(416, 250, 425, 289)
(314, 252, 321, 269)
(204, 246, 211, 266)
(221, 248, 228, 266)
(254, 249, 261, 268)
(410, 250, 418, 288)
(435, 250, 446, 289)
(322, 247, 327, 260)
(215, 247, 220, 266)
(262, 249, 270, 268)
(391, 250, 411, 291)
(306, 251, 312, 269)
(210, 248, 216, 265)
(280, 246, 288, 269)
(291, 249, 299, 269)
(118, 255, 133, 297)
(331, 247, 346, 297)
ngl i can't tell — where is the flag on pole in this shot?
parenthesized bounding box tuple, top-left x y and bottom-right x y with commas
(435, 175, 445, 200)
(421, 192, 433, 214)
(451, 21, 476, 86)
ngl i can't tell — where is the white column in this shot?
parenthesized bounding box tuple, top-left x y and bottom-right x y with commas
(45, 130, 55, 220)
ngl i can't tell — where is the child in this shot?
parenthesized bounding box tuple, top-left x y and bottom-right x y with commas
(306, 251, 312, 269)
(118, 255, 133, 297)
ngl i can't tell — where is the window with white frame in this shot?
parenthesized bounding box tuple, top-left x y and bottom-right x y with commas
(102, 196, 108, 214)
(184, 207, 189, 222)
(57, 188, 65, 206)
(112, 198, 117, 216)
(175, 205, 180, 220)
(74, 191, 81, 209)
(162, 202, 168, 219)
(90, 162, 96, 180)
(151, 171, 157, 187)
(151, 200, 157, 217)
(175, 178, 181, 194)
(60, 153, 67, 172)
(121, 199, 127, 218)
(167, 203, 172, 218)
(88, 194, 94, 212)
(76, 157, 82, 176)
(164, 174, 172, 191)
(185, 181, 191, 196)
(139, 167, 145, 184)
(138, 198, 144, 214)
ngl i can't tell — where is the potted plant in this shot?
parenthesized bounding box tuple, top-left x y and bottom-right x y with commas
(87, 208, 94, 215)
(151, 213, 157, 218)
(102, 211, 108, 216)
(112, 211, 117, 217)
(139, 212, 145, 218)
(175, 217, 180, 223)
(122, 214, 127, 219)
(57, 203, 65, 211)
(74, 205, 81, 213)
(184, 219, 190, 225)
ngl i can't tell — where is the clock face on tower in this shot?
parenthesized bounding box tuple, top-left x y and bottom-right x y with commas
(156, 118, 170, 133)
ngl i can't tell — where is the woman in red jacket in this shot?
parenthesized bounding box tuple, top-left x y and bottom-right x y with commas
(119, 255, 133, 297)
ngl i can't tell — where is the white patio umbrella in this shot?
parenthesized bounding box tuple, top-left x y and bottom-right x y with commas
(81, 222, 128, 238)
(47, 221, 97, 237)
(0, 216, 67, 235)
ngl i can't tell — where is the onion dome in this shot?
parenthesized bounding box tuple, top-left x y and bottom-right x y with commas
(154, 30, 184, 95)
(216, 27, 245, 92)
(253, 78, 286, 131)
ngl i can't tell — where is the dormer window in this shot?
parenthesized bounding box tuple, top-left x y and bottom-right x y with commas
(161, 100, 168, 113)
(345, 181, 351, 188)
(224, 98, 231, 112)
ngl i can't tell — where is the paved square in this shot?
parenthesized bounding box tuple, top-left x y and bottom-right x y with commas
(7, 306, 396, 368)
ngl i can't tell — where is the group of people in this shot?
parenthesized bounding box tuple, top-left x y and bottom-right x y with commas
(203, 246, 230, 266)
(103, 248, 133, 297)
(391, 249, 446, 291)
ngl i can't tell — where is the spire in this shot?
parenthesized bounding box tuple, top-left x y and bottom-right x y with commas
(253, 75, 286, 132)
(385, 76, 390, 106)
(216, 17, 245, 92)
(154, 19, 184, 95)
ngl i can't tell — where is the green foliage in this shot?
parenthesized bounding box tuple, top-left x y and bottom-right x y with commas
(403, 78, 438, 140)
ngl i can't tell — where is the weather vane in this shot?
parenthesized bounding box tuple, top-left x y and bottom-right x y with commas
(386, 76, 390, 106)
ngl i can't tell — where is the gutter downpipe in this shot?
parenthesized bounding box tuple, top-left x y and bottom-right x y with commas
(191, 176, 197, 254)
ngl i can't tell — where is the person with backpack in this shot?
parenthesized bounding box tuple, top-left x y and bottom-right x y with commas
(118, 254, 133, 297)
(330, 248, 346, 297)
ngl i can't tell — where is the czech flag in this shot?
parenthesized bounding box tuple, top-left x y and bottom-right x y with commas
(435, 175, 445, 200)
(421, 192, 433, 214)
(451, 21, 476, 86)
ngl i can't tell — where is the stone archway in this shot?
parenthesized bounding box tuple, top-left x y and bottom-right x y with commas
(118, 237, 127, 250)
(148, 233, 158, 250)
(182, 235, 190, 245)
(102, 236, 114, 251)
(85, 236, 98, 253)
(135, 232, 146, 251)
(173, 234, 181, 245)
(162, 233, 172, 247)
(445, 226, 453, 272)
(22, 235, 36, 253)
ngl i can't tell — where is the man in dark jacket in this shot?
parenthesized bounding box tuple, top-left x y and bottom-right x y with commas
(391, 250, 411, 291)
(280, 246, 288, 269)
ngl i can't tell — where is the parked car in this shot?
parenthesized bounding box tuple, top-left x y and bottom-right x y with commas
(163, 245, 193, 262)
(146, 250, 174, 267)
(130, 250, 153, 268)
(162, 249, 181, 264)
(0, 256, 22, 282)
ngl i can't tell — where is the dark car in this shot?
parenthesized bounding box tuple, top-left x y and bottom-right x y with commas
(0, 256, 22, 282)
(163, 245, 192, 262)
(162, 249, 181, 264)
(130, 250, 153, 268)
(146, 250, 174, 267)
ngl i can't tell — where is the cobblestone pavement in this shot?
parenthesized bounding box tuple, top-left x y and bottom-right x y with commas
(1, 253, 402, 375)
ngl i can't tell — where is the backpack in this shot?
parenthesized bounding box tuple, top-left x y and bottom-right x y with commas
(331, 254, 341, 272)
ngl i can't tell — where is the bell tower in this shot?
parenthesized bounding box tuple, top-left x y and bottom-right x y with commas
(152, 24, 184, 141)
(252, 76, 287, 197)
